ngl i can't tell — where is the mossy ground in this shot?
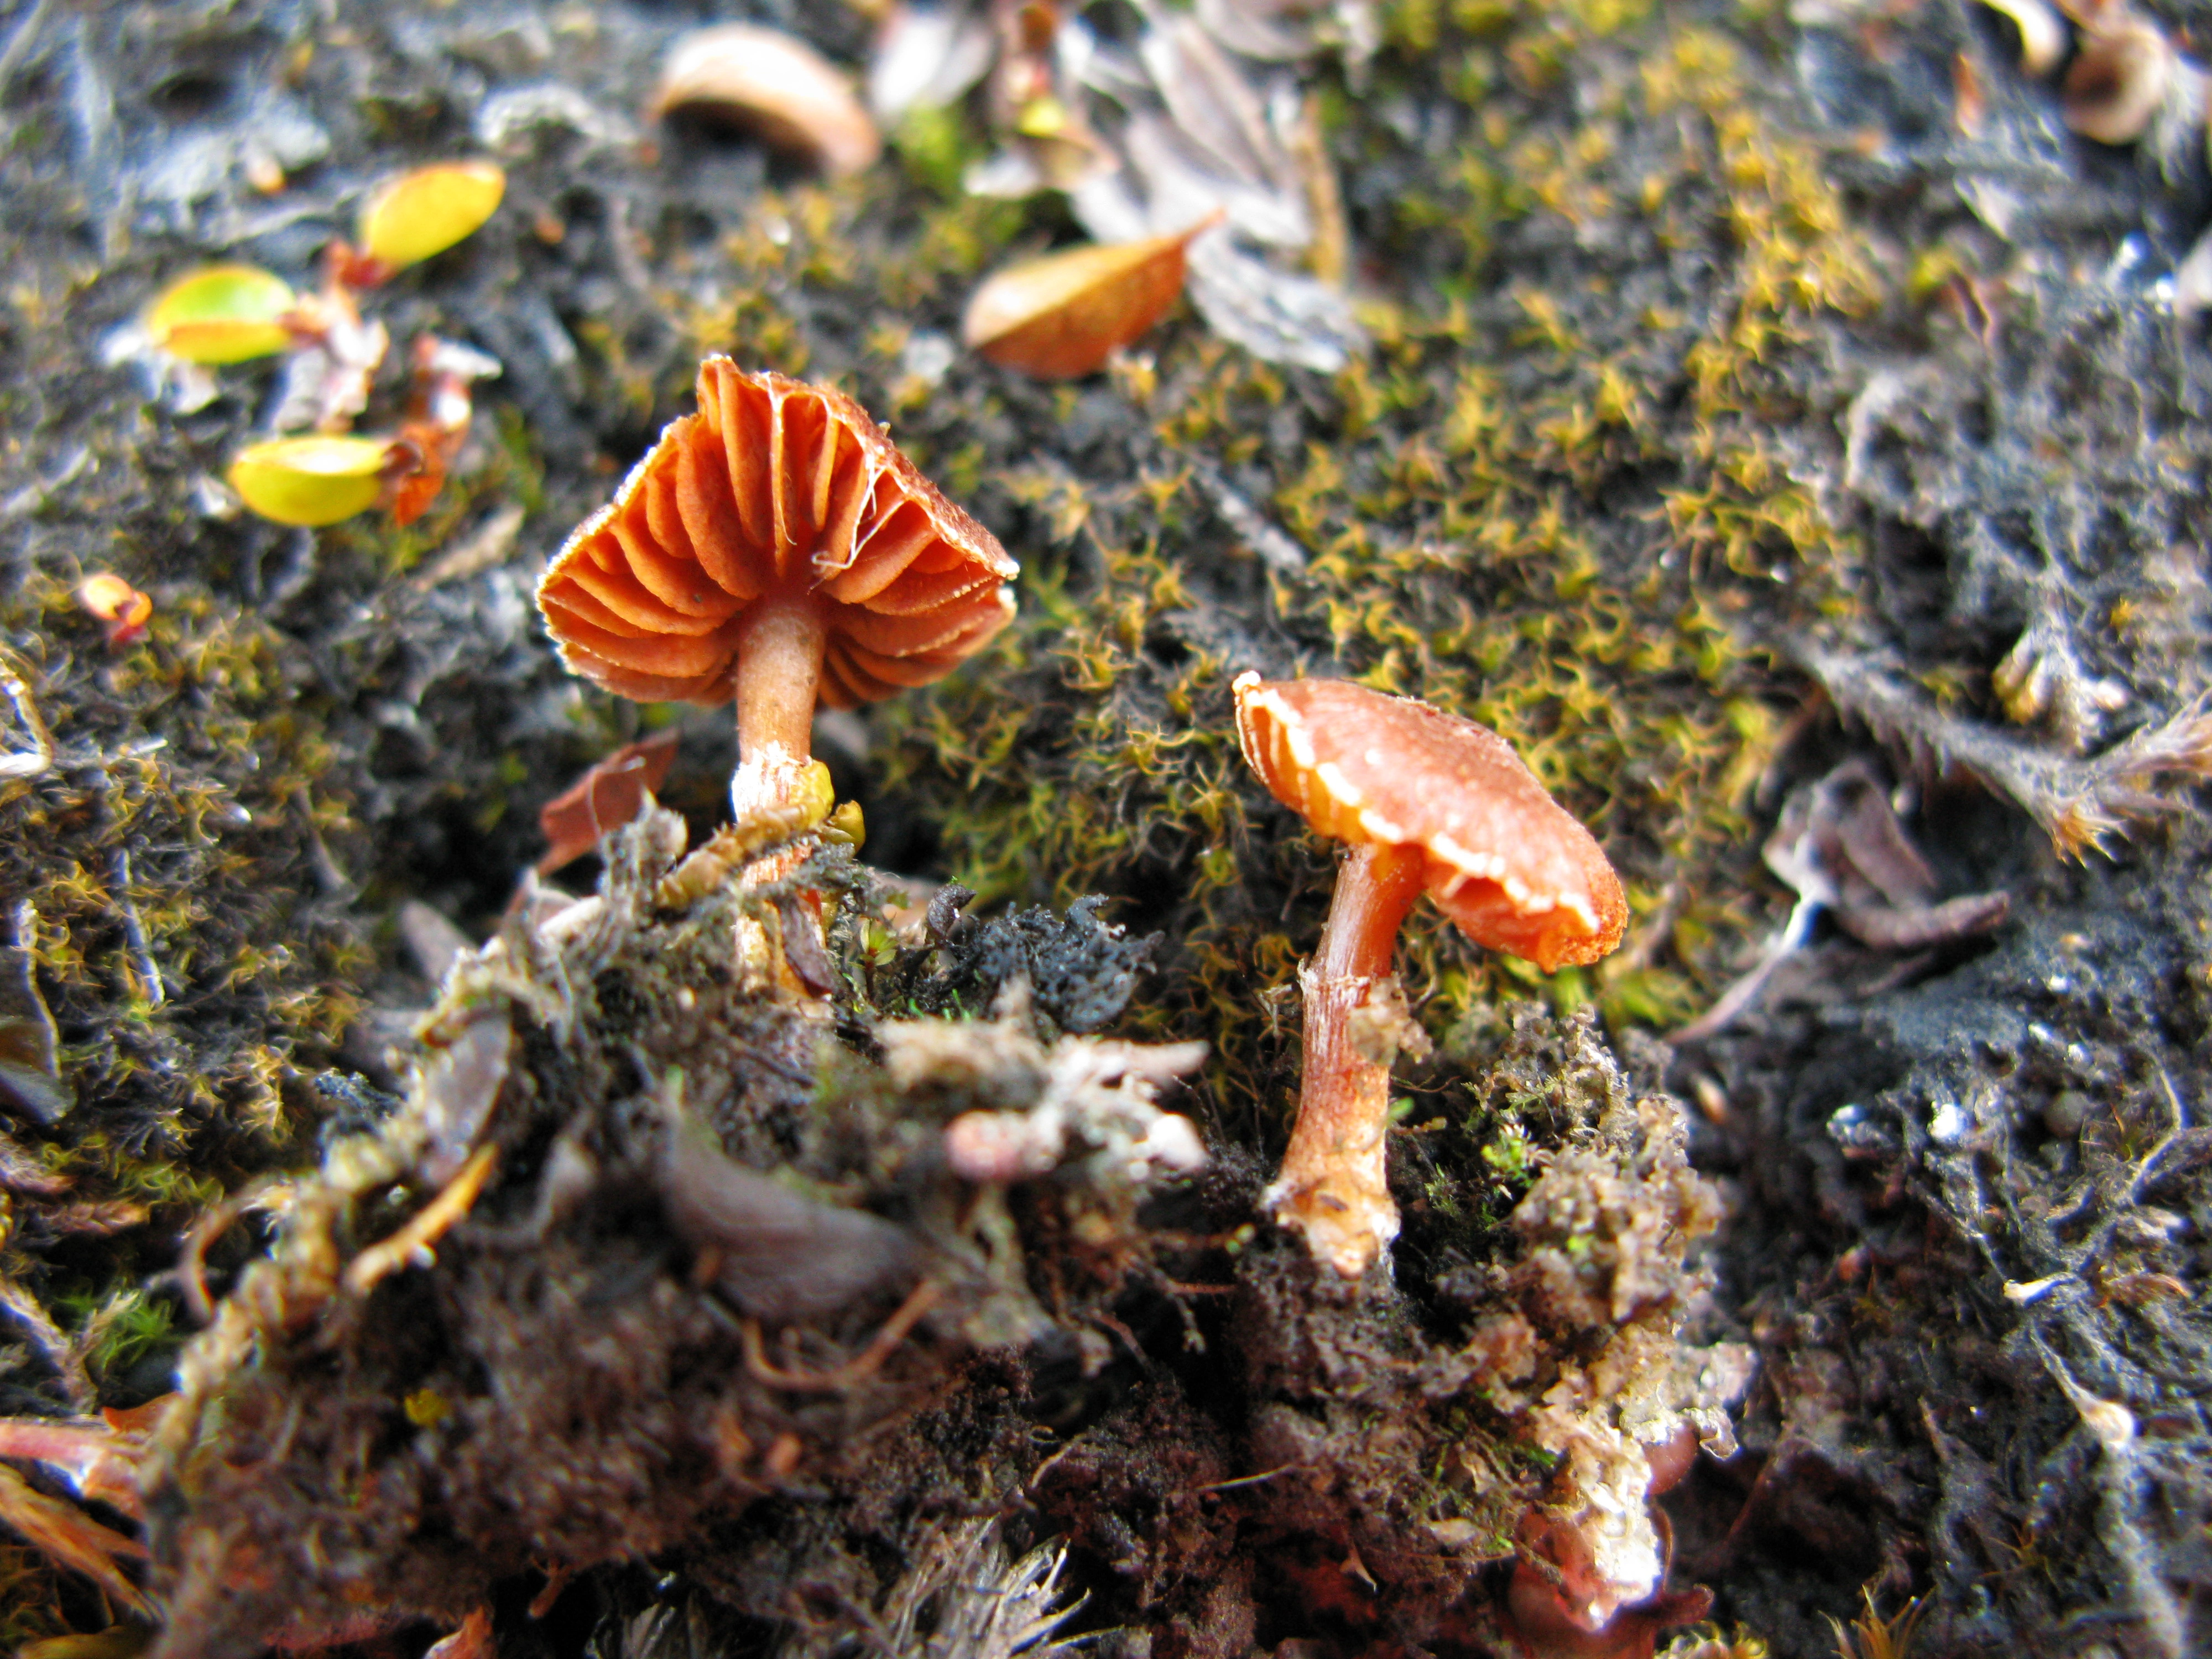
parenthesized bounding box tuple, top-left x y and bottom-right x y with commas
(0, 0, 2209, 1652)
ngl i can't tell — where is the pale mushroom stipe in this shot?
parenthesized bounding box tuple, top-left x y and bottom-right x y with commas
(1233, 674, 1628, 1277)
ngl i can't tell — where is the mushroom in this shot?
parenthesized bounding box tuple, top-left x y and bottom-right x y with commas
(1233, 674, 1627, 1278)
(538, 359, 1018, 821)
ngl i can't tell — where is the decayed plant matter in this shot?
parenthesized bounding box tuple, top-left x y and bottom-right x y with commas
(133, 805, 1207, 1658)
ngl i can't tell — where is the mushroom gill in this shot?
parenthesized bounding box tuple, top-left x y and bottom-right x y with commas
(538, 359, 1017, 812)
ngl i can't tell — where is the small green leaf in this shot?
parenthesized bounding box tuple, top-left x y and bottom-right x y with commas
(144, 264, 297, 364)
(358, 161, 506, 273)
(228, 435, 393, 526)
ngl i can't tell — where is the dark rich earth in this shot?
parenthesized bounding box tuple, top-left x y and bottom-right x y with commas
(1, 0, 2210, 1655)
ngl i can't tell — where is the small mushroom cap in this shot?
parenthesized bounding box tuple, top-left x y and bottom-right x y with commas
(1234, 674, 1627, 972)
(538, 359, 1018, 706)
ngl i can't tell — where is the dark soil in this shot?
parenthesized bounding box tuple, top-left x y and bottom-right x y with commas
(2, 0, 2210, 1655)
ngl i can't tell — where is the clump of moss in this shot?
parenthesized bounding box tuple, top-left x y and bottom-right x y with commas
(1222, 1005, 1740, 1650)
(0, 565, 372, 1431)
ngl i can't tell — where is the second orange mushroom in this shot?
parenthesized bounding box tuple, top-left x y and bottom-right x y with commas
(1235, 674, 1629, 1278)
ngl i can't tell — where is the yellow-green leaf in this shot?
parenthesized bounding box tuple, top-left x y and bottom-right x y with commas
(228, 435, 393, 527)
(357, 161, 506, 273)
(144, 265, 298, 364)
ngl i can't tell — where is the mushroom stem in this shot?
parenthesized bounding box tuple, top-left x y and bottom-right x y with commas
(734, 589, 829, 761)
(731, 588, 829, 818)
(1267, 840, 1429, 1279)
(723, 587, 836, 1002)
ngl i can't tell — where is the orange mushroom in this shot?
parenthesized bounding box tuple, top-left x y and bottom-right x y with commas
(538, 359, 1017, 818)
(1234, 674, 1627, 1278)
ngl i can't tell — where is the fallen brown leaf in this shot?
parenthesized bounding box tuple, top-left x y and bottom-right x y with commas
(962, 212, 1222, 379)
(536, 729, 681, 873)
(2062, 9, 2174, 144)
(0, 1461, 150, 1615)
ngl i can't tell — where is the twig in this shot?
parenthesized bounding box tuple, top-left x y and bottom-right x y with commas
(1671, 893, 1819, 1042)
(740, 1279, 943, 1392)
(342, 1146, 498, 1295)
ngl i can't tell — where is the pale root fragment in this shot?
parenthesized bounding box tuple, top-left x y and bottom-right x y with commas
(886, 985, 1208, 1191)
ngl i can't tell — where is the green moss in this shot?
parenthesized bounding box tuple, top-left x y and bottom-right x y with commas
(864, 0, 1882, 1152)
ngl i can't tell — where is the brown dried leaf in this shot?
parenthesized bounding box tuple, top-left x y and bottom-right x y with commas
(387, 335, 502, 528)
(653, 23, 882, 178)
(962, 215, 1218, 379)
(1678, 758, 2011, 1040)
(1766, 759, 2008, 943)
(1806, 760, 1937, 909)
(536, 730, 681, 873)
(1833, 890, 2010, 951)
(0, 1462, 150, 1615)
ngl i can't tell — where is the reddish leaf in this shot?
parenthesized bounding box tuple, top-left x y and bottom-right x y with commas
(537, 731, 681, 873)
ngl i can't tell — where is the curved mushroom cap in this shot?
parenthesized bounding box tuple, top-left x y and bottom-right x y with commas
(537, 358, 1018, 706)
(1234, 674, 1627, 972)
